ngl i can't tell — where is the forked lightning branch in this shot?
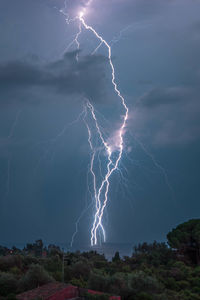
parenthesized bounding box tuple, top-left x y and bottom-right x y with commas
(60, 0, 129, 246)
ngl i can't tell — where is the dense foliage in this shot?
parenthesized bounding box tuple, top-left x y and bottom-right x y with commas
(0, 219, 200, 300)
(167, 219, 200, 265)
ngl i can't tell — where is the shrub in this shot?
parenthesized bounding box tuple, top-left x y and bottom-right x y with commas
(18, 264, 53, 292)
(88, 272, 110, 293)
(128, 271, 163, 294)
(0, 256, 22, 273)
(0, 272, 18, 296)
(70, 277, 87, 288)
(136, 292, 154, 300)
(71, 261, 91, 281)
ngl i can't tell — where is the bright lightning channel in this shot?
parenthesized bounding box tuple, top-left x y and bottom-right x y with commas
(79, 12, 129, 246)
(63, 1, 129, 246)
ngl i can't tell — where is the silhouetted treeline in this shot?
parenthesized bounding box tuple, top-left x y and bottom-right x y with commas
(0, 219, 200, 300)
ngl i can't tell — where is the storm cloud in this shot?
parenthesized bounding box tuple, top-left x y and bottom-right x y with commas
(132, 85, 200, 145)
(0, 0, 200, 247)
(0, 51, 107, 103)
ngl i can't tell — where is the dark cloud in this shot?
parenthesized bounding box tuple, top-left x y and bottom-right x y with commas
(131, 85, 200, 146)
(1, 0, 200, 247)
(0, 51, 107, 102)
(137, 87, 191, 109)
(0, 61, 45, 88)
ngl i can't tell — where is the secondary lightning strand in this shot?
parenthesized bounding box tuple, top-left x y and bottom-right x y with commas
(70, 200, 93, 248)
(132, 134, 174, 199)
(70, 104, 103, 247)
(7, 109, 22, 140)
(85, 101, 109, 243)
(83, 102, 106, 242)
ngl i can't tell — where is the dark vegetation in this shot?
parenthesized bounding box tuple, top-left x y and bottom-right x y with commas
(0, 219, 200, 300)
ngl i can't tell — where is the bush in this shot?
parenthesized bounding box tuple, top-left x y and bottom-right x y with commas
(128, 271, 163, 294)
(88, 272, 110, 293)
(18, 264, 53, 292)
(9, 267, 21, 276)
(71, 261, 91, 281)
(109, 272, 127, 295)
(0, 272, 18, 296)
(164, 277, 178, 290)
(70, 277, 87, 288)
(136, 292, 154, 300)
(0, 256, 22, 273)
(43, 256, 62, 274)
(51, 270, 62, 282)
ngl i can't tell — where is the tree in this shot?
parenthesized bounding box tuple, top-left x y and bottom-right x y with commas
(112, 252, 121, 263)
(167, 219, 200, 265)
(70, 261, 91, 281)
(88, 272, 111, 293)
(35, 240, 43, 257)
(133, 241, 175, 267)
(128, 271, 163, 295)
(18, 264, 53, 292)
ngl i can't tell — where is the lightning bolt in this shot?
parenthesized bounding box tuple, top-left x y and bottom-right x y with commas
(79, 13, 129, 246)
(83, 100, 106, 243)
(64, 22, 82, 60)
(62, 1, 129, 246)
(70, 101, 106, 246)
(70, 200, 93, 248)
(7, 109, 22, 140)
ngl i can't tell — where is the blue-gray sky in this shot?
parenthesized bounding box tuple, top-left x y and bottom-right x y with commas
(0, 0, 200, 247)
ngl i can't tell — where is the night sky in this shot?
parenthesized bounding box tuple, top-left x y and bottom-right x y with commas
(0, 0, 200, 247)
